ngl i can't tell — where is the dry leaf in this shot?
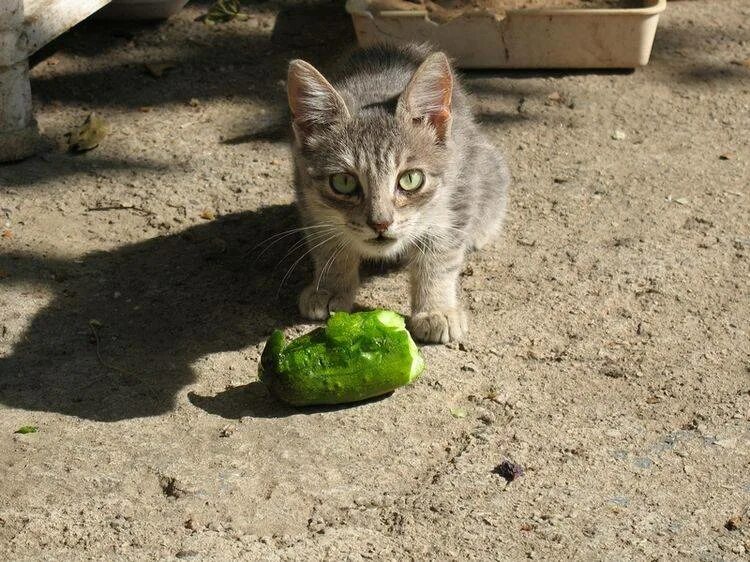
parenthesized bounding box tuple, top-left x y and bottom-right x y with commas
(15, 425, 38, 434)
(203, 0, 249, 25)
(724, 516, 744, 531)
(450, 407, 467, 418)
(200, 209, 216, 220)
(1, 229, 13, 239)
(67, 113, 108, 152)
(719, 152, 735, 160)
(547, 91, 563, 102)
(0, 270, 9, 278)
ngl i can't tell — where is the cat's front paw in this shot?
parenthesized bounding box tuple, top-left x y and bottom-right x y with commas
(408, 308, 468, 344)
(298, 285, 354, 320)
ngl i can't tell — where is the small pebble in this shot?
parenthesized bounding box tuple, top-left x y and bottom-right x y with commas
(725, 516, 744, 531)
(478, 411, 495, 425)
(608, 496, 629, 507)
(493, 459, 525, 482)
(714, 437, 737, 449)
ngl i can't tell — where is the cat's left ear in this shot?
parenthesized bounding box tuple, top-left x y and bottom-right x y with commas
(397, 52, 453, 143)
(287, 59, 350, 141)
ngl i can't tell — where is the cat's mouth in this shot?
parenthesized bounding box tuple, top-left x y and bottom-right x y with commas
(367, 235, 397, 246)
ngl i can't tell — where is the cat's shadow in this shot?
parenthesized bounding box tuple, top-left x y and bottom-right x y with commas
(0, 204, 321, 421)
(0, 204, 410, 421)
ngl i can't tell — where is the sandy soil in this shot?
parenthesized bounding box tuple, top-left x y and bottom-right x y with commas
(1, 0, 748, 559)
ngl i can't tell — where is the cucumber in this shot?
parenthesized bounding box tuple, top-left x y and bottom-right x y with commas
(259, 310, 425, 406)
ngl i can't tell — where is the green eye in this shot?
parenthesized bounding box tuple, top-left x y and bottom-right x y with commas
(398, 170, 425, 191)
(329, 173, 359, 195)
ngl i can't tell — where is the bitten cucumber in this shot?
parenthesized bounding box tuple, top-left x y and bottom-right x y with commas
(259, 310, 425, 406)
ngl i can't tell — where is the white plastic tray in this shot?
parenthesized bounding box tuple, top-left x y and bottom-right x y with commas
(345, 0, 667, 69)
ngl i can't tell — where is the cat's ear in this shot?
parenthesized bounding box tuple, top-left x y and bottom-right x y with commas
(287, 59, 350, 140)
(397, 52, 453, 143)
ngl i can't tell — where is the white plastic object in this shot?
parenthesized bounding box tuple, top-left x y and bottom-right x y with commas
(345, 0, 667, 69)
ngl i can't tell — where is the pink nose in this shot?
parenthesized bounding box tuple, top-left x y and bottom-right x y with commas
(368, 220, 391, 234)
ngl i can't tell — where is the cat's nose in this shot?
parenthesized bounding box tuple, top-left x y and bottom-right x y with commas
(367, 220, 392, 235)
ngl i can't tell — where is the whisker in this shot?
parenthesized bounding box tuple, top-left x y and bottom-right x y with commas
(409, 232, 426, 256)
(316, 240, 344, 292)
(252, 223, 334, 250)
(406, 238, 424, 267)
(318, 240, 349, 292)
(432, 224, 469, 235)
(277, 233, 340, 295)
(422, 228, 462, 250)
(276, 229, 337, 266)
(248, 224, 335, 258)
(315, 243, 339, 292)
(254, 231, 337, 263)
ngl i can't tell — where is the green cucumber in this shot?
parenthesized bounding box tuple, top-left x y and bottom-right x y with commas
(259, 310, 425, 406)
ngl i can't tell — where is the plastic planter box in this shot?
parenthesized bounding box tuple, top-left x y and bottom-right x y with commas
(345, 0, 667, 69)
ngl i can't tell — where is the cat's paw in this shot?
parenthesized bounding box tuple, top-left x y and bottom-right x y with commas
(298, 285, 354, 320)
(408, 308, 468, 344)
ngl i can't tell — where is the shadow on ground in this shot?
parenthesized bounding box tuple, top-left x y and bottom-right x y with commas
(649, 10, 750, 85)
(29, 2, 357, 112)
(0, 152, 171, 188)
(0, 205, 315, 421)
(188, 381, 392, 419)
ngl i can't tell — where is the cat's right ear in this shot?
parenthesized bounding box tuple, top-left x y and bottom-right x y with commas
(287, 60, 350, 142)
(397, 52, 453, 143)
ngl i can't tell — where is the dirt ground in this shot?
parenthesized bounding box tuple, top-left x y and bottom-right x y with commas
(1, 0, 748, 559)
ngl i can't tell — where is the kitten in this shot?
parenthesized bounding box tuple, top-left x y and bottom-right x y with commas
(286, 43, 509, 343)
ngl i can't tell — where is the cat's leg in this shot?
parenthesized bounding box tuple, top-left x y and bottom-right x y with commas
(408, 245, 468, 343)
(298, 242, 360, 320)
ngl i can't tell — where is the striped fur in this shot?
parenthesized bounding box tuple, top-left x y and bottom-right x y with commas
(287, 43, 510, 343)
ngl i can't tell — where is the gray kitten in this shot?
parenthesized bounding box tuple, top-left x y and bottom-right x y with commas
(287, 44, 509, 343)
